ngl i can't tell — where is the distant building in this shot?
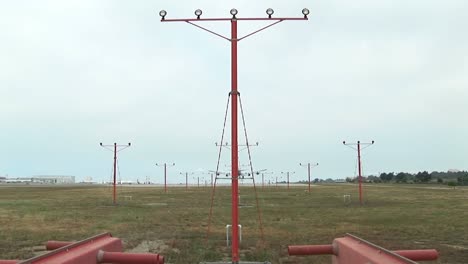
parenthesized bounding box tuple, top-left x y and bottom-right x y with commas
(334, 179, 347, 183)
(4, 177, 33, 183)
(31, 175, 75, 184)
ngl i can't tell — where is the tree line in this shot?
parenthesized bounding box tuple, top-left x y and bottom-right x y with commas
(345, 170, 468, 186)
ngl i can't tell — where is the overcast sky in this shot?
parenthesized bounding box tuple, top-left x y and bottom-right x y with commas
(1, 0, 467, 183)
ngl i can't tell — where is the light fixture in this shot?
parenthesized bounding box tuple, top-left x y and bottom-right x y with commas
(302, 8, 310, 18)
(266, 8, 274, 18)
(195, 9, 202, 19)
(159, 10, 167, 20)
(230, 8, 238, 18)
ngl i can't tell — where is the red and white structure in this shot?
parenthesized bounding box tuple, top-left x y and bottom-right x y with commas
(159, 7, 309, 263)
(100, 142, 131, 205)
(299, 162, 319, 192)
(155, 162, 175, 193)
(343, 140, 374, 205)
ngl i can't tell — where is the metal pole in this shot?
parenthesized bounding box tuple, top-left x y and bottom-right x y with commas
(159, 11, 309, 263)
(357, 141, 362, 205)
(101, 142, 130, 204)
(287, 172, 290, 190)
(113, 143, 117, 205)
(308, 163, 311, 192)
(262, 173, 264, 189)
(186, 172, 188, 190)
(164, 163, 167, 193)
(198, 176, 200, 188)
(343, 140, 373, 205)
(230, 18, 240, 263)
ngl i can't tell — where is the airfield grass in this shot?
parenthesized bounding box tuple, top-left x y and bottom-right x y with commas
(0, 184, 467, 263)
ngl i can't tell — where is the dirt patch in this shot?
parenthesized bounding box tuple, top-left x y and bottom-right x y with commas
(129, 240, 170, 253)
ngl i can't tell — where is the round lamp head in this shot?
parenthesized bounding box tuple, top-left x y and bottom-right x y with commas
(230, 8, 238, 16)
(302, 8, 310, 17)
(194, 9, 202, 18)
(159, 10, 167, 19)
(266, 8, 274, 17)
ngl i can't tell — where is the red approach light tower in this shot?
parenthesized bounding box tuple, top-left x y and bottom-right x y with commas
(156, 162, 175, 193)
(343, 140, 374, 205)
(261, 171, 274, 189)
(299, 162, 319, 192)
(180, 171, 194, 190)
(159, 8, 309, 263)
(100, 142, 131, 205)
(281, 171, 296, 190)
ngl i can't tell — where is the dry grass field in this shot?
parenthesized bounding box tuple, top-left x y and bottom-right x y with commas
(0, 183, 467, 263)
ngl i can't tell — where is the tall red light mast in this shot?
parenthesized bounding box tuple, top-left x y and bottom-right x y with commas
(300, 162, 319, 192)
(156, 162, 175, 193)
(159, 8, 309, 263)
(99, 142, 131, 205)
(343, 140, 375, 205)
(281, 171, 296, 190)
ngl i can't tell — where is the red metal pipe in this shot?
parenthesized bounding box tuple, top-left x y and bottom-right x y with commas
(288, 245, 334, 256)
(0, 260, 19, 264)
(20, 233, 123, 263)
(230, 18, 240, 263)
(237, 17, 308, 21)
(287, 245, 439, 261)
(45, 240, 73, 250)
(394, 250, 439, 261)
(97, 251, 164, 264)
(162, 17, 307, 22)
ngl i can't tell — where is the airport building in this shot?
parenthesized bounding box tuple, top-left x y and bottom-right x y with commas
(2, 175, 75, 184)
(32, 175, 75, 184)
